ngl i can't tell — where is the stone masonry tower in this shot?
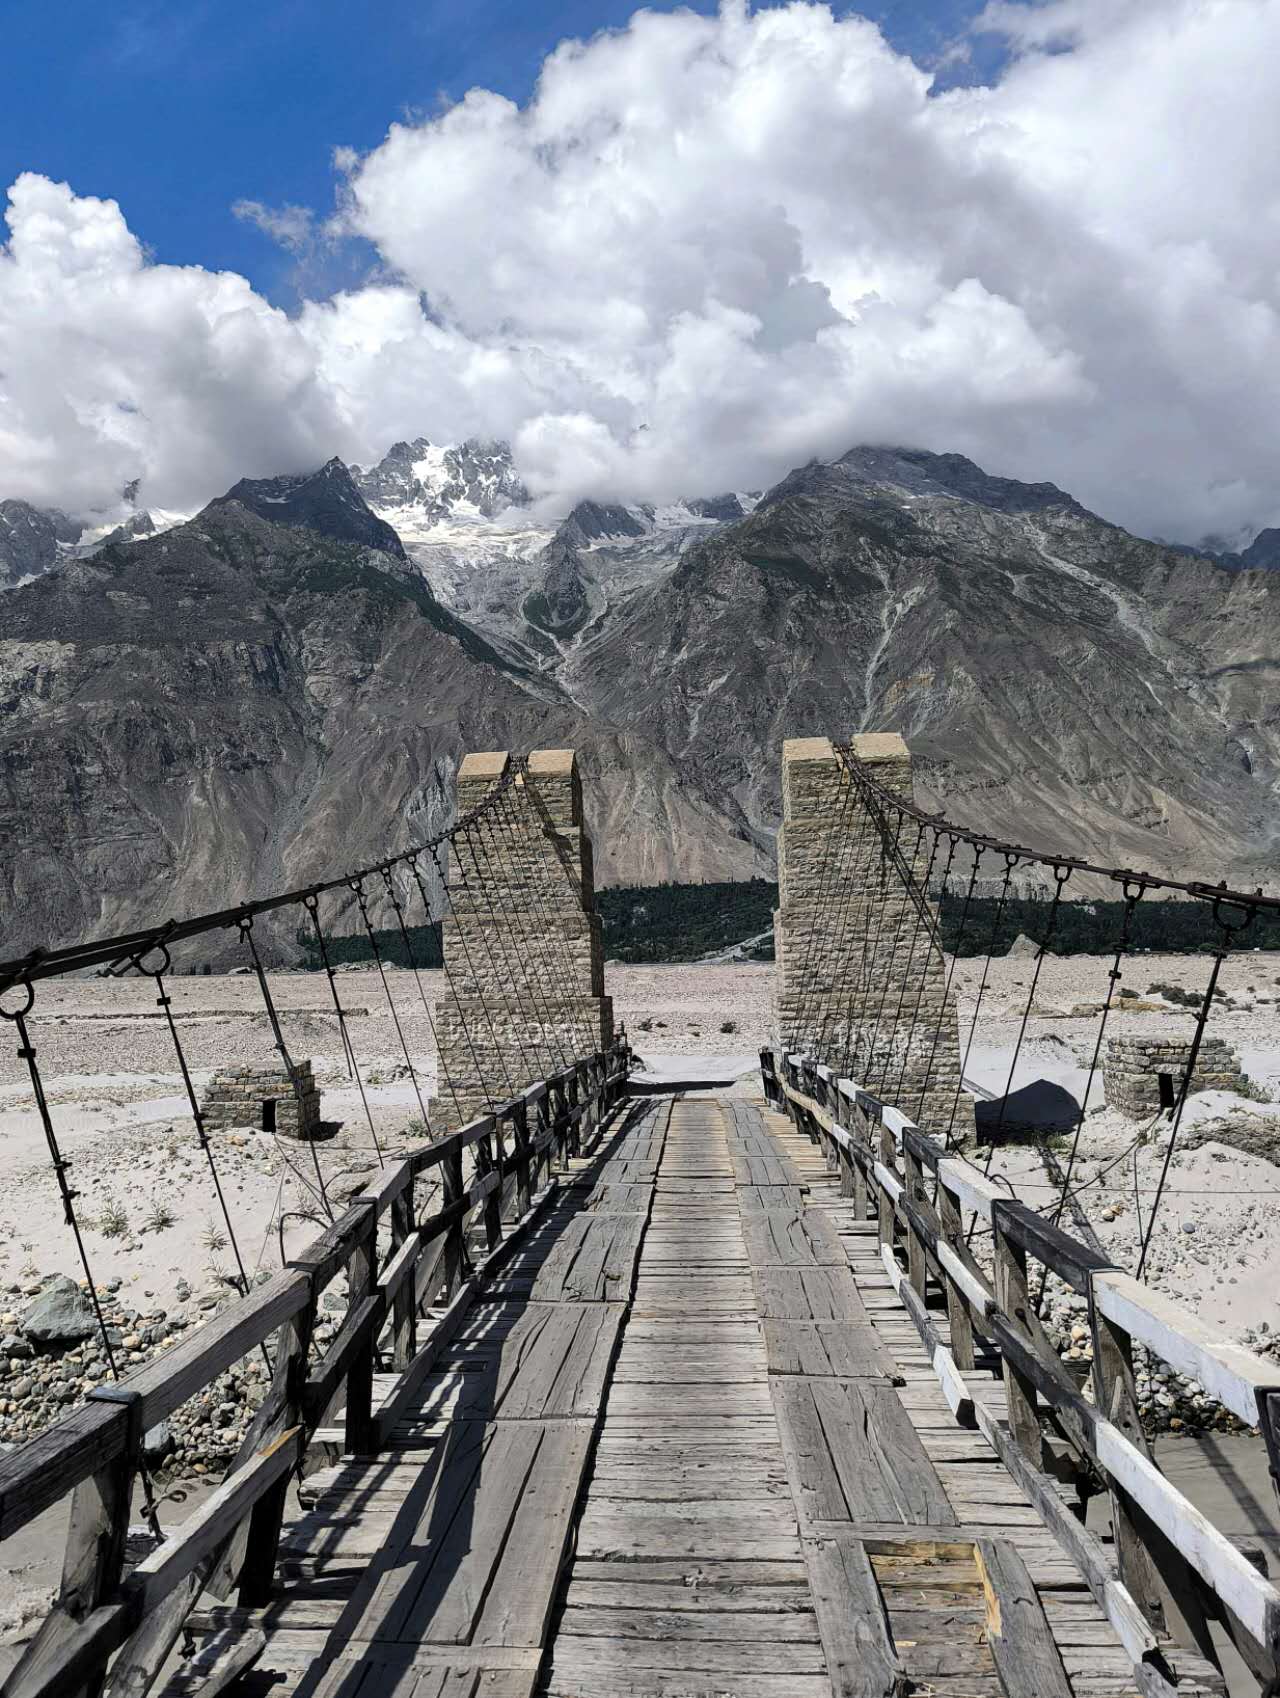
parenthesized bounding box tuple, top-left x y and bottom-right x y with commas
(775, 733, 968, 1140)
(436, 748, 612, 1126)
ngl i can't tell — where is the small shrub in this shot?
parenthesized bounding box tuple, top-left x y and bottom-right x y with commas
(202, 1221, 229, 1255)
(98, 1199, 129, 1239)
(144, 1200, 175, 1233)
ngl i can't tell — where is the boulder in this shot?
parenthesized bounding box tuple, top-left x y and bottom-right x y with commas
(21, 1276, 97, 1346)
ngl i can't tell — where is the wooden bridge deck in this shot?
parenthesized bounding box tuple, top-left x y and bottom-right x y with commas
(174, 1093, 1223, 1698)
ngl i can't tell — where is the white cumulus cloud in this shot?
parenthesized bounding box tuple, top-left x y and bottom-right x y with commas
(2, 0, 1278, 543)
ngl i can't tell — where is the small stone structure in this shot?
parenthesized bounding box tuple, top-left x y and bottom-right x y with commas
(201, 1060, 322, 1139)
(774, 733, 970, 1140)
(1103, 1034, 1249, 1118)
(436, 748, 612, 1127)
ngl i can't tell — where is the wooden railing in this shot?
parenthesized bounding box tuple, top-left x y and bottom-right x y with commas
(767, 1046, 1280, 1696)
(0, 1040, 630, 1698)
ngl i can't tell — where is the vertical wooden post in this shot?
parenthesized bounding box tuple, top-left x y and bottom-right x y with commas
(853, 1104, 871, 1221)
(991, 1203, 1043, 1470)
(877, 1122, 896, 1250)
(344, 1208, 376, 1456)
(936, 1176, 975, 1372)
(476, 1124, 503, 1253)
(550, 1077, 568, 1170)
(1262, 1390, 1280, 1517)
(902, 1144, 928, 1298)
(567, 1069, 581, 1157)
(512, 1099, 533, 1216)
(1087, 1299, 1171, 1634)
(238, 1290, 317, 1607)
(390, 1184, 416, 1370)
(441, 1136, 466, 1297)
(12, 1392, 139, 1698)
(536, 1089, 552, 1187)
(836, 1130, 855, 1199)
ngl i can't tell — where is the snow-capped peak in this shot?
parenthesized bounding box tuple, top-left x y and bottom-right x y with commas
(354, 437, 528, 525)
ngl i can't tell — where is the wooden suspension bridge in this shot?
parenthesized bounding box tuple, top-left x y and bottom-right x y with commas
(0, 738, 1277, 1698)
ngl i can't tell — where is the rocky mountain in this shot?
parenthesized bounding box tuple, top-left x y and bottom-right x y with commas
(0, 500, 82, 589)
(0, 498, 750, 956)
(1, 442, 1277, 960)
(1230, 528, 1280, 573)
(350, 439, 757, 663)
(561, 446, 1280, 890)
(217, 458, 406, 559)
(100, 510, 157, 548)
(353, 438, 528, 523)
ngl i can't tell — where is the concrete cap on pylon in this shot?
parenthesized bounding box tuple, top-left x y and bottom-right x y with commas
(526, 749, 577, 779)
(458, 750, 509, 781)
(850, 731, 910, 765)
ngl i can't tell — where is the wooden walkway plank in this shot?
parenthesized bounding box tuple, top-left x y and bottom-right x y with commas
(974, 1537, 1074, 1698)
(741, 1208, 849, 1267)
(763, 1320, 902, 1384)
(803, 1532, 907, 1698)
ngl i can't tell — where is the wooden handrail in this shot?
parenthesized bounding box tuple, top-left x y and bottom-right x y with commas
(773, 1047, 1280, 1686)
(0, 1037, 630, 1698)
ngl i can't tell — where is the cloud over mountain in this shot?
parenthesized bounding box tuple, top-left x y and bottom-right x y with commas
(2, 0, 1278, 543)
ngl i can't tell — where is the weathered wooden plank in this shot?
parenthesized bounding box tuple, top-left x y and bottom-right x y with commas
(772, 1378, 958, 1528)
(529, 1213, 645, 1303)
(803, 1532, 907, 1698)
(335, 1418, 592, 1648)
(763, 1321, 901, 1384)
(974, 1538, 1074, 1698)
(756, 1268, 868, 1322)
(402, 1303, 625, 1423)
(555, 1606, 820, 1641)
(742, 1209, 848, 1268)
(542, 1634, 828, 1675)
(0, 1399, 127, 1542)
(737, 1185, 808, 1212)
(124, 1429, 302, 1612)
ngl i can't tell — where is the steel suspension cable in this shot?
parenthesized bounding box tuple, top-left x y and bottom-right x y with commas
(348, 878, 433, 1134)
(891, 827, 955, 1109)
(866, 816, 929, 1097)
(1136, 897, 1254, 1278)
(986, 863, 1073, 1148)
(379, 864, 466, 1127)
(913, 844, 984, 1127)
(0, 985, 165, 1537)
(302, 892, 385, 1166)
(950, 852, 1017, 1153)
(239, 915, 335, 1223)
(1048, 882, 1144, 1229)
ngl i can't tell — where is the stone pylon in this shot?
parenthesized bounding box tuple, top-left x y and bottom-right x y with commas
(435, 748, 612, 1126)
(774, 733, 969, 1139)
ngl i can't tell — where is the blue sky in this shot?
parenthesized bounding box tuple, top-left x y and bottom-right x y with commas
(1, 0, 1000, 301)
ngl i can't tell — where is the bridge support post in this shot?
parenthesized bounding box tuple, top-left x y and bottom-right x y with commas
(438, 748, 612, 1125)
(774, 733, 969, 1141)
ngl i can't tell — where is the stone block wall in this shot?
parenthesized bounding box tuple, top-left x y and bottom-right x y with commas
(202, 1060, 321, 1139)
(436, 748, 612, 1126)
(1103, 1034, 1249, 1117)
(774, 734, 969, 1140)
